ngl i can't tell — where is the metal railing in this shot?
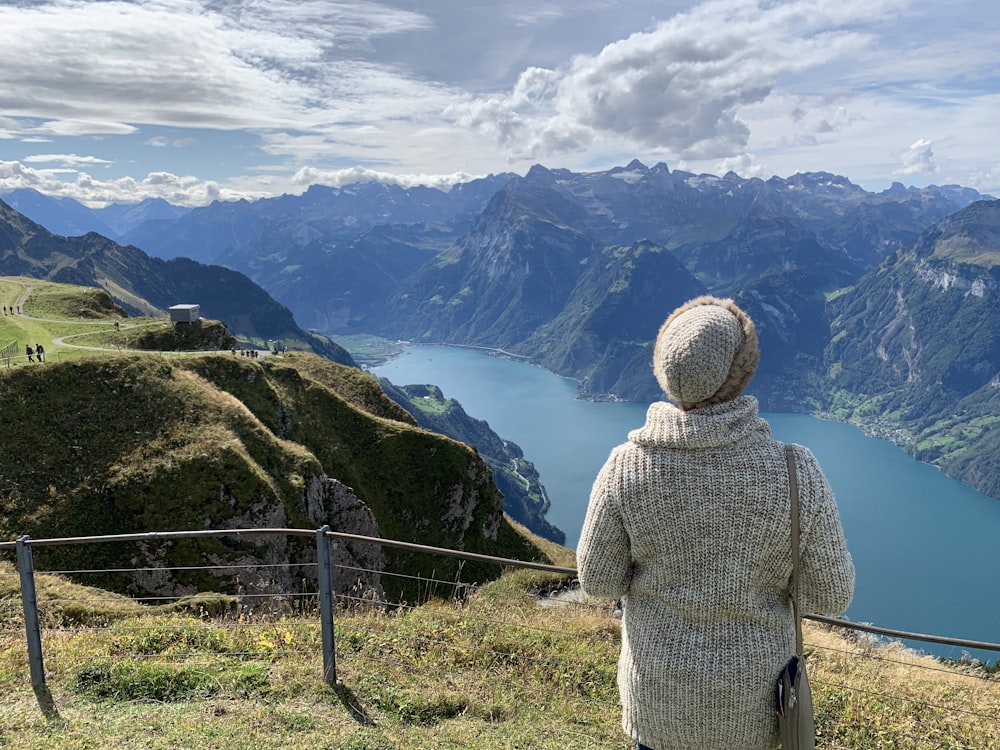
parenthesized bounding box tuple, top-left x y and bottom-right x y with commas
(1, 339, 18, 367)
(2, 526, 997, 726)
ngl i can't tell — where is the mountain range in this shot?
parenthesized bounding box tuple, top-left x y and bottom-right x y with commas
(4, 161, 999, 503)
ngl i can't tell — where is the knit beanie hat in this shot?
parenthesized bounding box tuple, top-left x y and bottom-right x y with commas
(652, 295, 759, 410)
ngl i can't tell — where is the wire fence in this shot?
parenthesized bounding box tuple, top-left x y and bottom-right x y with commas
(1, 527, 998, 748)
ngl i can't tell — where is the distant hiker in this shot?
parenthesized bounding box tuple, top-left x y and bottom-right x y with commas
(2, 306, 6, 315)
(35, 344, 45, 363)
(16, 305, 20, 314)
(114, 321, 120, 331)
(25, 345, 34, 363)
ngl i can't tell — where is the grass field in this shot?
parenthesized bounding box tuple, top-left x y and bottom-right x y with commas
(0, 277, 167, 366)
(0, 277, 246, 369)
(1, 564, 999, 750)
(334, 334, 407, 367)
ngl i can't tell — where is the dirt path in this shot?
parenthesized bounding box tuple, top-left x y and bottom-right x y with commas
(3, 278, 269, 360)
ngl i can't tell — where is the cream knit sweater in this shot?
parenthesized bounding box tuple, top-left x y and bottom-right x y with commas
(577, 396, 855, 750)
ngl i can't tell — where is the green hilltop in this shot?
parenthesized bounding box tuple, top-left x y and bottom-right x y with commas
(0, 277, 552, 600)
(0, 197, 355, 364)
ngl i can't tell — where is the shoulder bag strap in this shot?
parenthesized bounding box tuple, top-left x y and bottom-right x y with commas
(785, 443, 804, 656)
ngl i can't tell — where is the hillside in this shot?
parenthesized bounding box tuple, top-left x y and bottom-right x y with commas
(0, 198, 354, 364)
(826, 200, 1000, 499)
(0, 281, 552, 600)
(378, 380, 563, 544)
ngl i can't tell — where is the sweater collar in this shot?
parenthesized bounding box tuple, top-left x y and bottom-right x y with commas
(628, 395, 769, 450)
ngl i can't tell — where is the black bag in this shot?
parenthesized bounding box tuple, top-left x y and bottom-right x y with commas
(777, 654, 814, 749)
(777, 444, 815, 750)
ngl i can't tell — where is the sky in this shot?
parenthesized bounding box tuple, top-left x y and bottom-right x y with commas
(0, 0, 998, 207)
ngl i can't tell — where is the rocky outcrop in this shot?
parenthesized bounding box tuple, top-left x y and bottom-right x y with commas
(913, 256, 997, 298)
(317, 476, 385, 600)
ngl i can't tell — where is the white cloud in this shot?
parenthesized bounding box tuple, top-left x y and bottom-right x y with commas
(147, 136, 199, 148)
(510, 7, 568, 26)
(0, 158, 483, 206)
(895, 139, 937, 176)
(226, 0, 433, 43)
(22, 153, 114, 166)
(291, 165, 480, 190)
(0, 160, 260, 207)
(455, 0, 903, 162)
(0, 161, 44, 186)
(1, 0, 998, 201)
(0, 0, 448, 136)
(33, 120, 139, 137)
(1, 143, 502, 205)
(713, 153, 765, 179)
(963, 165, 1000, 197)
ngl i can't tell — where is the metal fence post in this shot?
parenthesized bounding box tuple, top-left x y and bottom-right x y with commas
(15, 536, 59, 718)
(316, 525, 337, 685)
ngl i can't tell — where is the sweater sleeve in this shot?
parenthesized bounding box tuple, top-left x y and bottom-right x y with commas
(577, 449, 633, 600)
(794, 446, 855, 616)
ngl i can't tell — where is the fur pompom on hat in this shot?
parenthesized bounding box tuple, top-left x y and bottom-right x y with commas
(653, 295, 759, 410)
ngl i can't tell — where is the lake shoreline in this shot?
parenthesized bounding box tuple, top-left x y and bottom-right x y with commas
(372, 343, 1000, 663)
(367, 340, 995, 505)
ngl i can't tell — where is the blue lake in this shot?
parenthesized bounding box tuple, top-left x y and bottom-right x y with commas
(373, 344, 1000, 663)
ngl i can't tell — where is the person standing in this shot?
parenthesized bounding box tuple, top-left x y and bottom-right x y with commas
(35, 343, 45, 363)
(577, 295, 854, 750)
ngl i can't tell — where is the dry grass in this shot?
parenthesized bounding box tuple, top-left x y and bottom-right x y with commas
(805, 623, 1000, 749)
(1, 563, 998, 750)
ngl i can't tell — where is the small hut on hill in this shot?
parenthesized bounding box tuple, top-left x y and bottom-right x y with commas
(169, 304, 200, 324)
